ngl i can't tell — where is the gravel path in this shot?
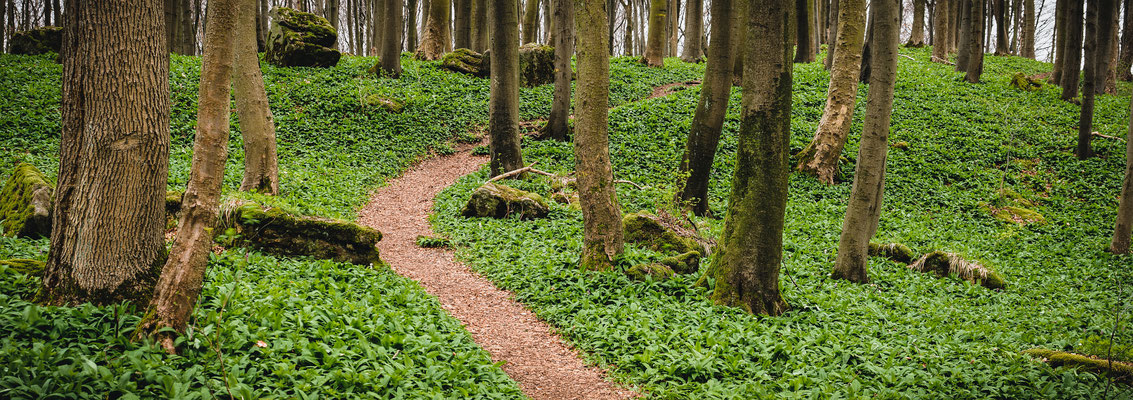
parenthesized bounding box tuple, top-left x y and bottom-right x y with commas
(356, 145, 637, 400)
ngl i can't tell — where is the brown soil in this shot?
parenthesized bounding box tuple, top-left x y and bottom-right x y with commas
(356, 143, 637, 400)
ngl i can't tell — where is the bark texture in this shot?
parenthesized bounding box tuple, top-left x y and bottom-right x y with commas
(472, 0, 489, 51)
(38, 0, 170, 307)
(523, 0, 540, 43)
(795, 0, 865, 184)
(547, 0, 574, 141)
(489, 0, 526, 176)
(1110, 97, 1133, 253)
(1077, 0, 1117, 159)
(794, 0, 816, 62)
(832, 0, 898, 283)
(643, 0, 666, 66)
(824, 0, 839, 68)
(1021, 0, 1034, 58)
(1060, 0, 1084, 100)
(234, 0, 280, 194)
(416, 0, 452, 60)
(381, 0, 403, 76)
(709, 0, 791, 316)
(680, 0, 704, 61)
(933, 0, 951, 60)
(1120, 0, 1133, 81)
(908, 0, 926, 46)
(963, 0, 985, 83)
(574, 0, 624, 270)
(956, 0, 972, 71)
(455, 0, 472, 48)
(994, 0, 1008, 54)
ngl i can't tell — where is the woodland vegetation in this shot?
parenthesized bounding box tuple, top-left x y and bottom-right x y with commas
(1, 0, 1132, 398)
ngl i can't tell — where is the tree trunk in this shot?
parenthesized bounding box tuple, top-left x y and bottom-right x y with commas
(994, 0, 1007, 54)
(547, 0, 573, 140)
(1101, 9, 1118, 93)
(235, 0, 280, 194)
(832, 0, 898, 283)
(408, 0, 420, 49)
(956, 0, 971, 70)
(610, 0, 617, 54)
(680, 0, 704, 61)
(1110, 97, 1133, 253)
(44, 0, 51, 26)
(489, 0, 525, 176)
(908, 0, 926, 46)
(824, 0, 839, 68)
(1021, 0, 1034, 58)
(859, 4, 875, 82)
(1119, 0, 1133, 81)
(677, 0, 739, 215)
(668, 0, 678, 56)
(643, 0, 666, 65)
(623, 0, 634, 55)
(522, 0, 539, 43)
(1060, 0, 1083, 101)
(137, 0, 238, 353)
(38, 0, 170, 307)
(455, 0, 472, 48)
(963, 0, 984, 83)
(328, 0, 340, 30)
(573, 0, 624, 271)
(1078, 0, 1117, 158)
(933, 0, 951, 60)
(1, 0, 6, 52)
(794, 0, 815, 62)
(370, 0, 381, 56)
(416, 0, 451, 59)
(710, 0, 791, 316)
(1052, 0, 1066, 82)
(381, 0, 404, 75)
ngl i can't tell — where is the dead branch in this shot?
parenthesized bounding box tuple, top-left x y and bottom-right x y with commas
(614, 179, 646, 190)
(1092, 131, 1125, 141)
(899, 54, 916, 61)
(487, 162, 556, 182)
(930, 55, 955, 65)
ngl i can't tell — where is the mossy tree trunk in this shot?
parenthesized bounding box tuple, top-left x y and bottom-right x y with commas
(547, 0, 574, 141)
(522, 0, 540, 43)
(455, 0, 472, 48)
(709, 0, 791, 316)
(489, 0, 526, 176)
(574, 0, 624, 270)
(832, 0, 898, 283)
(136, 0, 238, 353)
(963, 0, 985, 83)
(38, 0, 170, 307)
(380, 0, 404, 76)
(680, 0, 704, 61)
(1020, 0, 1034, 58)
(234, 0, 280, 194)
(1060, 0, 1084, 101)
(795, 0, 864, 184)
(643, 0, 666, 66)
(794, 0, 815, 63)
(678, 0, 740, 216)
(1110, 97, 1133, 254)
(824, 0, 838, 69)
(908, 0, 926, 46)
(416, 0, 451, 59)
(933, 0, 951, 60)
(472, 0, 489, 51)
(1077, 0, 1117, 159)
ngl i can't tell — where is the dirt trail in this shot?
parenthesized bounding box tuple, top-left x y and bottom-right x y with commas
(356, 145, 637, 400)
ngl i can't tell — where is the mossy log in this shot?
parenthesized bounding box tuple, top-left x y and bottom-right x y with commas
(1010, 72, 1044, 91)
(868, 242, 916, 264)
(908, 251, 1006, 289)
(461, 182, 550, 220)
(623, 212, 706, 255)
(660, 251, 701, 274)
(265, 7, 340, 68)
(625, 263, 675, 281)
(8, 26, 62, 55)
(440, 48, 490, 77)
(1024, 349, 1133, 384)
(220, 203, 382, 265)
(0, 259, 45, 277)
(0, 163, 53, 238)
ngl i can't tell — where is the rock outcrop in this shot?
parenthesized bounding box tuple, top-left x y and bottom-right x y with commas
(0, 163, 52, 238)
(8, 26, 62, 55)
(265, 7, 341, 68)
(462, 183, 550, 220)
(219, 202, 382, 265)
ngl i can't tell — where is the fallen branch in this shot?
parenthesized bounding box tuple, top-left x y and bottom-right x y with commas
(899, 54, 916, 61)
(1092, 131, 1125, 141)
(614, 179, 646, 190)
(487, 162, 557, 182)
(930, 55, 955, 65)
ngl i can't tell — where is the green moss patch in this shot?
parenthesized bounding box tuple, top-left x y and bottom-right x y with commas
(868, 242, 916, 264)
(461, 182, 550, 220)
(624, 263, 675, 282)
(0, 258, 44, 277)
(622, 212, 705, 255)
(0, 163, 52, 238)
(659, 251, 701, 274)
(219, 201, 382, 265)
(1025, 349, 1133, 385)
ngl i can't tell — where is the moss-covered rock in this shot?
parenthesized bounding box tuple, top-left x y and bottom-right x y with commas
(993, 206, 1046, 225)
(868, 242, 916, 264)
(220, 203, 381, 265)
(518, 43, 555, 87)
(440, 48, 490, 77)
(908, 251, 1006, 289)
(0, 163, 53, 238)
(660, 251, 701, 274)
(0, 259, 45, 277)
(361, 94, 404, 113)
(1010, 72, 1043, 92)
(625, 263, 675, 282)
(623, 212, 706, 255)
(265, 7, 341, 68)
(461, 183, 550, 220)
(1024, 349, 1133, 384)
(8, 26, 62, 55)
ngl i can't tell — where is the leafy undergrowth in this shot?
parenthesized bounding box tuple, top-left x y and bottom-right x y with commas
(433, 46, 1133, 398)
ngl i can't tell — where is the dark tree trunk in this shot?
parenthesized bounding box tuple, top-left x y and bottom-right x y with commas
(956, 0, 971, 70)
(1060, 0, 1084, 101)
(523, 0, 539, 43)
(994, 0, 1008, 54)
(1, 0, 6, 52)
(681, 0, 704, 61)
(546, 0, 574, 140)
(963, 0, 985, 82)
(1119, 0, 1133, 80)
(859, 3, 875, 82)
(1111, 97, 1133, 253)
(416, 0, 451, 59)
(472, 0, 488, 50)
(623, 0, 634, 55)
(408, 0, 420, 49)
(381, 0, 403, 76)
(1077, 0, 1117, 158)
(489, 0, 525, 176)
(795, 0, 815, 62)
(39, 0, 170, 307)
(825, 0, 839, 68)
(1021, 0, 1035, 58)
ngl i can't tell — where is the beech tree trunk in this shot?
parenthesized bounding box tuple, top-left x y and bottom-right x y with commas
(408, 0, 419, 49)
(381, 0, 403, 76)
(859, 4, 875, 82)
(471, 0, 488, 50)
(624, 0, 634, 55)
(1119, 0, 1133, 81)
(327, 0, 340, 30)
(933, 0, 951, 60)
(677, 0, 739, 215)
(668, 0, 678, 56)
(795, 0, 816, 62)
(416, 0, 451, 59)
(908, 0, 926, 46)
(1021, 0, 1034, 58)
(455, 0, 472, 48)
(680, 0, 704, 61)
(574, 0, 624, 271)
(956, 0, 972, 71)
(1101, 9, 1118, 93)
(963, 0, 985, 83)
(643, 0, 666, 65)
(832, 0, 898, 283)
(994, 0, 1008, 54)
(824, 0, 839, 68)
(795, 0, 864, 184)
(1110, 97, 1133, 254)
(489, 0, 525, 176)
(1078, 0, 1117, 159)
(710, 0, 791, 316)
(547, 0, 574, 140)
(234, 0, 280, 194)
(523, 0, 540, 43)
(1060, 0, 1084, 101)
(38, 0, 170, 307)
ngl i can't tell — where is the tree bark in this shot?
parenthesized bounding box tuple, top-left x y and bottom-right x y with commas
(1, 0, 6, 52)
(956, 0, 971, 70)
(574, 0, 624, 270)
(643, 0, 666, 65)
(547, 0, 574, 140)
(859, 4, 875, 82)
(235, 0, 280, 194)
(680, 0, 704, 61)
(824, 0, 839, 68)
(1110, 96, 1133, 254)
(416, 0, 451, 59)
(408, 0, 420, 49)
(832, 0, 898, 283)
(1060, 0, 1084, 101)
(522, 0, 540, 43)
(489, 0, 525, 176)
(1119, 0, 1133, 81)
(471, 0, 488, 50)
(381, 0, 404, 75)
(455, 0, 472, 48)
(38, 0, 170, 307)
(933, 0, 951, 60)
(1078, 0, 1117, 158)
(623, 0, 634, 55)
(327, 0, 340, 30)
(1101, 8, 1118, 93)
(994, 0, 1008, 54)
(677, 0, 739, 215)
(1021, 0, 1034, 58)
(963, 0, 985, 83)
(795, 0, 864, 184)
(908, 0, 926, 46)
(794, 0, 815, 62)
(1052, 0, 1066, 82)
(668, 0, 678, 56)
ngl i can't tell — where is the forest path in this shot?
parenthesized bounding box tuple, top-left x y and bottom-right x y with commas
(356, 142, 638, 400)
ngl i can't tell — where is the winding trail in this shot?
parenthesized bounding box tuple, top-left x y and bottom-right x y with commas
(356, 144, 637, 400)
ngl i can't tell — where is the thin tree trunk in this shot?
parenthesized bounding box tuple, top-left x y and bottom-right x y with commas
(677, 0, 738, 215)
(1078, 0, 1117, 158)
(381, 0, 404, 74)
(680, 0, 704, 61)
(44, 0, 51, 26)
(710, 0, 791, 316)
(235, 0, 280, 194)
(1021, 0, 1034, 58)
(832, 0, 898, 283)
(994, 0, 1007, 54)
(795, 0, 864, 184)
(825, 0, 839, 68)
(609, 0, 617, 53)
(408, 0, 419, 49)
(1119, 0, 1133, 80)
(933, 0, 951, 60)
(471, 0, 488, 50)
(643, 0, 666, 65)
(795, 0, 815, 62)
(347, 0, 356, 52)
(963, 0, 985, 83)
(668, 0, 678, 56)
(1, 0, 6, 51)
(327, 0, 339, 30)
(1110, 96, 1133, 253)
(416, 0, 451, 59)
(522, 0, 539, 43)
(623, 0, 634, 55)
(956, 0, 971, 70)
(547, 0, 574, 140)
(489, 0, 525, 175)
(859, 4, 875, 82)
(1101, 9, 1118, 93)
(908, 0, 926, 45)
(1060, 0, 1083, 101)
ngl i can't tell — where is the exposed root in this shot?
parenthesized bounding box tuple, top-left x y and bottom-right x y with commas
(908, 251, 1006, 289)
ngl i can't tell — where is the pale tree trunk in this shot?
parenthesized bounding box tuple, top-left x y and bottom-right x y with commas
(547, 0, 574, 140)
(1078, 0, 1117, 159)
(543, 0, 551, 42)
(1021, 0, 1034, 58)
(710, 0, 791, 316)
(523, 0, 539, 43)
(471, 0, 488, 51)
(347, 0, 356, 52)
(908, 0, 925, 45)
(489, 0, 525, 176)
(455, 0, 471, 48)
(416, 0, 451, 59)
(381, 0, 403, 75)
(408, 0, 419, 49)
(370, 0, 380, 56)
(994, 0, 1008, 54)
(623, 0, 634, 55)
(933, 0, 951, 60)
(574, 0, 624, 270)
(38, 0, 169, 307)
(680, 0, 704, 61)
(643, 0, 666, 65)
(1060, 0, 1083, 101)
(256, 0, 268, 50)
(678, 0, 739, 216)
(1110, 97, 1133, 254)
(1119, 0, 1132, 81)
(824, 0, 839, 68)
(668, 0, 678, 56)
(796, 0, 865, 184)
(794, 0, 815, 62)
(235, 0, 280, 194)
(1, 0, 6, 51)
(963, 0, 985, 83)
(832, 0, 898, 283)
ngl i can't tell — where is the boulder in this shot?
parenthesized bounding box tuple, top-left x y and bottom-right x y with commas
(908, 251, 1006, 290)
(0, 259, 45, 277)
(518, 43, 554, 87)
(462, 182, 550, 220)
(625, 263, 674, 282)
(0, 163, 52, 238)
(440, 48, 490, 77)
(8, 26, 62, 55)
(220, 203, 382, 265)
(265, 7, 341, 68)
(659, 251, 701, 274)
(622, 212, 706, 255)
